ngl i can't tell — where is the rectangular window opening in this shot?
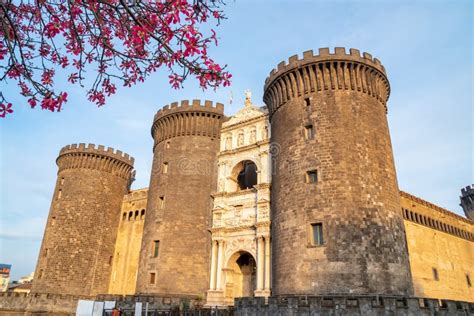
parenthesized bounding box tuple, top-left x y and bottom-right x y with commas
(159, 196, 165, 209)
(149, 272, 156, 284)
(153, 240, 160, 258)
(304, 97, 311, 106)
(432, 267, 439, 281)
(304, 125, 314, 140)
(311, 223, 324, 246)
(57, 189, 62, 200)
(467, 274, 472, 287)
(44, 248, 49, 257)
(108, 255, 113, 265)
(162, 162, 168, 174)
(306, 170, 318, 183)
(60, 177, 65, 185)
(166, 141, 170, 149)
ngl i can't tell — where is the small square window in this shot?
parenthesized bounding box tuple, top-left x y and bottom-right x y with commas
(306, 170, 318, 183)
(149, 272, 156, 284)
(432, 267, 439, 281)
(152, 240, 160, 258)
(162, 162, 168, 174)
(304, 97, 311, 106)
(304, 125, 314, 140)
(311, 223, 323, 246)
(467, 274, 472, 287)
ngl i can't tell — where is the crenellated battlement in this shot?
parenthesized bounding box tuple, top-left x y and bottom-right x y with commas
(461, 185, 474, 197)
(265, 47, 385, 86)
(153, 99, 224, 123)
(59, 143, 134, 165)
(151, 100, 225, 146)
(57, 143, 135, 179)
(263, 47, 390, 118)
(460, 184, 474, 220)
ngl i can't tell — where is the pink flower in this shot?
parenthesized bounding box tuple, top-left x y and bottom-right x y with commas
(168, 74, 183, 89)
(44, 22, 61, 38)
(0, 103, 14, 118)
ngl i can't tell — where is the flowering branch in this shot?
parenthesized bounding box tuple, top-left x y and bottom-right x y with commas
(0, 0, 231, 118)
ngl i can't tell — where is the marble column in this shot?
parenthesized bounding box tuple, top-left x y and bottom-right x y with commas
(264, 236, 271, 291)
(209, 240, 218, 290)
(216, 240, 224, 290)
(257, 236, 264, 291)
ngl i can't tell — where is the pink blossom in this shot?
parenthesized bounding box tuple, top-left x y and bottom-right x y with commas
(0, 103, 13, 118)
(0, 0, 231, 118)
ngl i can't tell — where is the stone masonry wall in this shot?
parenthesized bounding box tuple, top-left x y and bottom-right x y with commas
(401, 192, 474, 302)
(30, 144, 134, 298)
(108, 188, 148, 295)
(264, 48, 413, 296)
(136, 100, 225, 297)
(234, 296, 474, 316)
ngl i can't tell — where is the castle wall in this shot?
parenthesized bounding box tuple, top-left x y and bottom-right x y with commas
(30, 144, 134, 298)
(401, 192, 474, 302)
(108, 188, 148, 295)
(136, 100, 224, 297)
(264, 48, 413, 296)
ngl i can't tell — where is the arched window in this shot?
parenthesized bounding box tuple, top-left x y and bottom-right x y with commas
(141, 209, 145, 220)
(128, 211, 133, 221)
(122, 212, 126, 221)
(237, 161, 257, 190)
(135, 210, 139, 220)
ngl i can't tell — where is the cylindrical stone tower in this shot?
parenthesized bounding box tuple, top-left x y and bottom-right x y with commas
(31, 143, 135, 297)
(136, 100, 224, 297)
(264, 48, 413, 296)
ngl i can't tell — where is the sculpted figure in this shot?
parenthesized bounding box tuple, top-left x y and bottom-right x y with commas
(250, 129, 256, 143)
(225, 135, 232, 150)
(237, 132, 244, 146)
(262, 126, 268, 139)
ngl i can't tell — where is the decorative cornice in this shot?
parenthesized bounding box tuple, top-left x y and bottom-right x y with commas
(218, 140, 271, 157)
(255, 183, 271, 190)
(222, 109, 268, 131)
(400, 191, 473, 225)
(211, 225, 256, 233)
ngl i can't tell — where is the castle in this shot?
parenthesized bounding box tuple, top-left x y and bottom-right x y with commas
(2, 47, 473, 314)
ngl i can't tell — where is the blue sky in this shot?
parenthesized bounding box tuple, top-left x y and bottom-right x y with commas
(0, 0, 472, 281)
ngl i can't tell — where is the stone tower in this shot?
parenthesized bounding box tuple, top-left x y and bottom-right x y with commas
(460, 185, 474, 220)
(263, 47, 413, 296)
(31, 144, 135, 297)
(136, 100, 224, 297)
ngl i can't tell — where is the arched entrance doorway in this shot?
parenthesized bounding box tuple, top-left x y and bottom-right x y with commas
(224, 251, 256, 303)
